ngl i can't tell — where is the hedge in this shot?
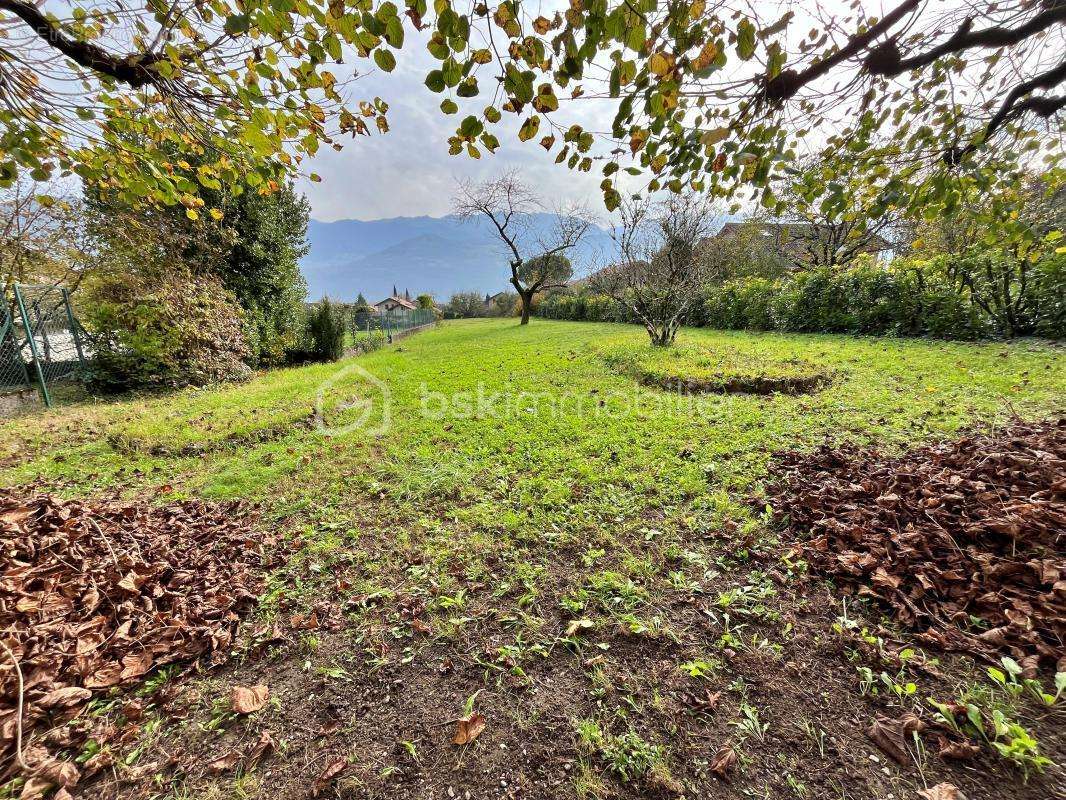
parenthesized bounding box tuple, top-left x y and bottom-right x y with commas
(536, 254, 1064, 340)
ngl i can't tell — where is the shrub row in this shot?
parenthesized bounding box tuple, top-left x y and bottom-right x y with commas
(536, 255, 1064, 340)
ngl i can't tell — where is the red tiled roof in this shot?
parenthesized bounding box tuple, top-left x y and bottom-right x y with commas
(375, 296, 417, 310)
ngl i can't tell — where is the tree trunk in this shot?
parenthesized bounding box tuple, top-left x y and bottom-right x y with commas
(519, 290, 533, 325)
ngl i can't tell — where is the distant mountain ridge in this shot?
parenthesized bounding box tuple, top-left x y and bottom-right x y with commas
(301, 213, 614, 302)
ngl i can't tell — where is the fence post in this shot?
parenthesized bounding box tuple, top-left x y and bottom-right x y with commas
(14, 286, 51, 408)
(61, 288, 86, 367)
(31, 301, 54, 362)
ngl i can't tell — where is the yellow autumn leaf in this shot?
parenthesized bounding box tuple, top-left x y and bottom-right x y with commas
(185, 208, 199, 220)
(700, 127, 729, 147)
(208, 208, 224, 220)
(692, 41, 718, 71)
(649, 52, 673, 77)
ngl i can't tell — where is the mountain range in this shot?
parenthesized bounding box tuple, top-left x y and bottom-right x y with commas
(301, 213, 615, 303)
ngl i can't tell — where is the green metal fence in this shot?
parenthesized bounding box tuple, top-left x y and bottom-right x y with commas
(1, 284, 88, 409)
(351, 306, 437, 343)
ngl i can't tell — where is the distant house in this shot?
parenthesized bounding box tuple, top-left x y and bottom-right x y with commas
(483, 292, 508, 307)
(374, 295, 418, 313)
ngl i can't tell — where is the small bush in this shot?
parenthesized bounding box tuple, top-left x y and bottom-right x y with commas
(84, 271, 251, 392)
(305, 298, 346, 362)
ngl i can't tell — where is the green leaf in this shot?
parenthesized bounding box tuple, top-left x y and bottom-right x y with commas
(737, 19, 756, 60)
(374, 49, 397, 72)
(456, 77, 479, 97)
(425, 70, 446, 92)
(224, 13, 250, 35)
(459, 115, 483, 138)
(440, 99, 459, 114)
(385, 16, 405, 47)
(518, 116, 541, 142)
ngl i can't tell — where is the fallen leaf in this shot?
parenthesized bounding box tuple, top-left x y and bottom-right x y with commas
(84, 663, 122, 689)
(38, 686, 92, 708)
(312, 759, 348, 796)
(565, 618, 595, 636)
(290, 611, 320, 630)
(208, 750, 241, 774)
(230, 684, 270, 714)
(937, 738, 979, 760)
(120, 651, 153, 680)
(19, 777, 53, 800)
(246, 730, 276, 768)
(453, 711, 486, 745)
(709, 745, 736, 778)
(919, 783, 969, 800)
(866, 714, 923, 764)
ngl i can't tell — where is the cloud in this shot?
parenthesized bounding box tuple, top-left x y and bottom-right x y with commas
(296, 33, 624, 222)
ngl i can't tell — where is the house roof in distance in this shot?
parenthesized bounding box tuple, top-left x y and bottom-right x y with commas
(375, 295, 417, 310)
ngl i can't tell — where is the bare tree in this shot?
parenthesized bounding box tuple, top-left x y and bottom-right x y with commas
(0, 178, 86, 291)
(454, 171, 592, 325)
(591, 195, 719, 347)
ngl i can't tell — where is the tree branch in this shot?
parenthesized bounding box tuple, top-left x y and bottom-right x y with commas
(760, 0, 1066, 111)
(760, 0, 921, 105)
(982, 58, 1066, 141)
(0, 0, 163, 88)
(874, 3, 1066, 76)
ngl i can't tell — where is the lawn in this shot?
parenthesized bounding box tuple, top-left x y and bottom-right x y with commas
(2, 319, 1063, 799)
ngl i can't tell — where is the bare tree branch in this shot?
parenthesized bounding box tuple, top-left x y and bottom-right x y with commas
(454, 171, 592, 324)
(592, 194, 719, 346)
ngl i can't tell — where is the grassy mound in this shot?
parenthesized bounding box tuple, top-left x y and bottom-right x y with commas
(600, 341, 835, 395)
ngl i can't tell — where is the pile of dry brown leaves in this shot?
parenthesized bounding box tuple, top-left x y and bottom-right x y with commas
(767, 418, 1065, 671)
(0, 491, 279, 797)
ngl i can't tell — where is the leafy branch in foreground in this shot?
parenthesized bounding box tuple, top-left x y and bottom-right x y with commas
(1, 0, 1062, 214)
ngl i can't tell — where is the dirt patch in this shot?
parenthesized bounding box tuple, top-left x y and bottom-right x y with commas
(643, 371, 831, 395)
(0, 490, 283, 796)
(765, 417, 1065, 671)
(600, 343, 834, 396)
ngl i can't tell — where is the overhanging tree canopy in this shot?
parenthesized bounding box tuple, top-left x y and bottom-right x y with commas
(1, 0, 1062, 214)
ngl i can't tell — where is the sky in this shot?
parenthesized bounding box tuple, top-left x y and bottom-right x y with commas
(295, 13, 627, 223)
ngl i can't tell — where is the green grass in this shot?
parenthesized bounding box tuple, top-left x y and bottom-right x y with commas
(3, 317, 1061, 621)
(4, 320, 1061, 524)
(5, 319, 1062, 797)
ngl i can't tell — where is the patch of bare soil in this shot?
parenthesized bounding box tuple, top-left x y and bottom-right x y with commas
(643, 372, 832, 396)
(6, 420, 1065, 800)
(0, 491, 283, 797)
(766, 417, 1065, 671)
(62, 542, 1063, 799)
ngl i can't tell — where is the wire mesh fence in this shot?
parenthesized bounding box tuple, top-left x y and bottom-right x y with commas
(0, 303, 32, 391)
(350, 306, 437, 343)
(2, 284, 89, 408)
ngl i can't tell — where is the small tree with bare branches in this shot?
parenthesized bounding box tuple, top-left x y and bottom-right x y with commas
(592, 195, 718, 347)
(454, 172, 591, 325)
